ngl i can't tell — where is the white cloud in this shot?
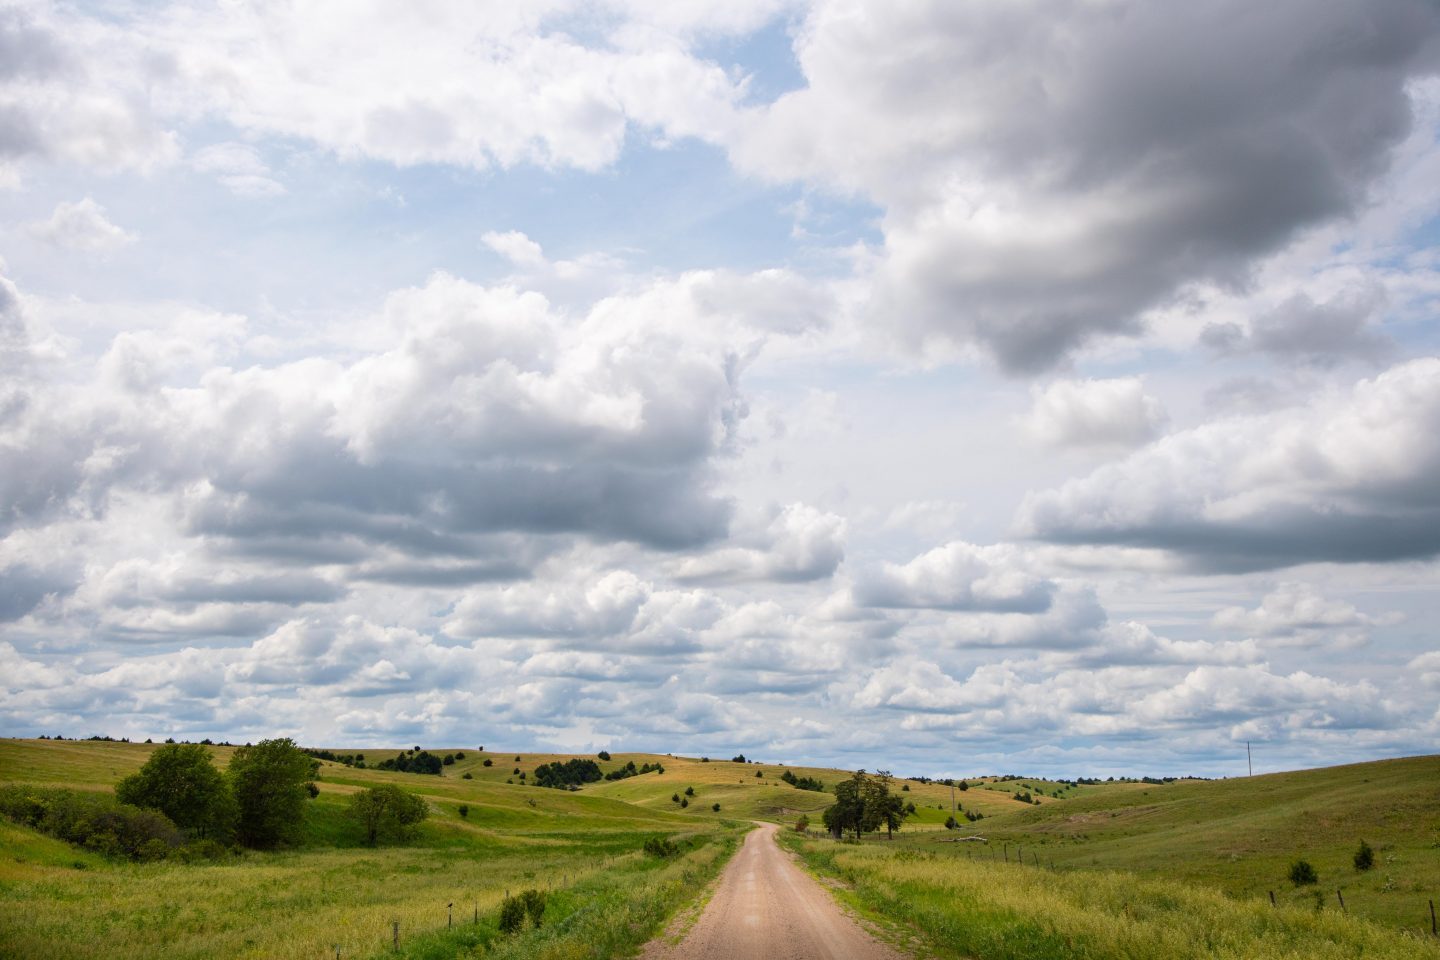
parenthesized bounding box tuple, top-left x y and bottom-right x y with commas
(1026, 377, 1167, 449)
(1212, 582, 1400, 647)
(191, 141, 285, 197)
(28, 198, 135, 250)
(673, 503, 846, 583)
(1018, 358, 1440, 570)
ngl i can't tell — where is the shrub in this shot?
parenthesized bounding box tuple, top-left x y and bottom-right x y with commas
(1289, 859, 1318, 886)
(945, 815, 959, 829)
(458, 804, 469, 818)
(305, 782, 319, 798)
(901, 784, 909, 791)
(711, 803, 721, 812)
(462, 772, 473, 780)
(483, 758, 493, 767)
(598, 750, 611, 761)
(442, 754, 455, 765)
(755, 770, 763, 778)
(795, 814, 810, 832)
(643, 836, 679, 858)
(454, 751, 465, 760)
(1353, 840, 1374, 871)
(671, 793, 680, 803)
(0, 785, 183, 861)
(680, 798, 688, 808)
(684, 786, 694, 796)
(499, 889, 545, 933)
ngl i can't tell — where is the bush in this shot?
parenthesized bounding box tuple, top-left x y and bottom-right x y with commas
(945, 815, 959, 829)
(462, 772, 473, 779)
(1353, 839, 1374, 871)
(680, 798, 688, 808)
(483, 758, 493, 767)
(598, 750, 611, 761)
(643, 836, 679, 858)
(684, 786, 694, 796)
(499, 889, 546, 933)
(795, 814, 810, 832)
(1289, 859, 1318, 886)
(671, 793, 680, 803)
(0, 785, 183, 860)
(458, 804, 469, 818)
(712, 803, 721, 812)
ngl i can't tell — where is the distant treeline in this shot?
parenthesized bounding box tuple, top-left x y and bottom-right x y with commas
(781, 770, 825, 792)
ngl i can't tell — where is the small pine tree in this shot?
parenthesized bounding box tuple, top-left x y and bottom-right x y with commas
(671, 793, 680, 803)
(1289, 859, 1318, 886)
(684, 786, 694, 796)
(1353, 840, 1374, 871)
(680, 797, 688, 808)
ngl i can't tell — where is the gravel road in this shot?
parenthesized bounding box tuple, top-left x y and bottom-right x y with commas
(639, 822, 905, 960)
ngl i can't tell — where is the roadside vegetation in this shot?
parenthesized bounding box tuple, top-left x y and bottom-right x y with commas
(783, 835, 1440, 960)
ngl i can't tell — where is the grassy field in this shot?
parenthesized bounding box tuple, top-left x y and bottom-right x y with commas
(885, 755, 1440, 932)
(783, 832, 1440, 960)
(0, 739, 744, 960)
(4, 738, 1439, 956)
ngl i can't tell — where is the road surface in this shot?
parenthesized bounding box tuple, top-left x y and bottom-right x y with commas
(639, 822, 905, 960)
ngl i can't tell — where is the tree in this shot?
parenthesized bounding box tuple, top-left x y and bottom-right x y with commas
(228, 738, 315, 848)
(824, 770, 868, 839)
(347, 785, 429, 845)
(864, 771, 908, 839)
(598, 750, 611, 761)
(115, 743, 236, 841)
(1289, 859, 1318, 886)
(1353, 840, 1374, 871)
(795, 814, 810, 832)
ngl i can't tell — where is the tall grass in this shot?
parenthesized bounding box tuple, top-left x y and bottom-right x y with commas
(785, 835, 1440, 960)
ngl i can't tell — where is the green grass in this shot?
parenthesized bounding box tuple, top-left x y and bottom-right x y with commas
(904, 754, 1440, 931)
(0, 739, 743, 959)
(783, 832, 1440, 960)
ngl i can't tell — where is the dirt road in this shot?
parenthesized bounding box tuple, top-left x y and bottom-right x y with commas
(639, 823, 905, 960)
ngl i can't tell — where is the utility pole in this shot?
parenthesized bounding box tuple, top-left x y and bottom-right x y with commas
(950, 780, 956, 814)
(1247, 741, 1253, 777)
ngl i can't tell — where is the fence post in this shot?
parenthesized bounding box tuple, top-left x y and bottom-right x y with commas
(391, 919, 399, 952)
(1430, 898, 1437, 936)
(448, 902, 453, 928)
(474, 901, 479, 924)
(1336, 890, 1345, 913)
(1268, 891, 1276, 907)
(1003, 844, 1009, 863)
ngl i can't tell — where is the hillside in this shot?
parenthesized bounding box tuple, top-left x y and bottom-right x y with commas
(905, 754, 1440, 932)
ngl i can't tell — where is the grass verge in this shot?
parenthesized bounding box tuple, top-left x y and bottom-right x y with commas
(782, 833, 1440, 960)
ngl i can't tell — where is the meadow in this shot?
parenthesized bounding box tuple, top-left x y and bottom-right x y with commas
(0, 740, 742, 959)
(782, 834, 1440, 960)
(4, 738, 1438, 958)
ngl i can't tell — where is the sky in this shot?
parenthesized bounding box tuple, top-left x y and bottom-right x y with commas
(2, 0, 1439, 779)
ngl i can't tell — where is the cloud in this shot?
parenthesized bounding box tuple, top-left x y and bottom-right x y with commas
(731, 0, 1440, 370)
(191, 142, 285, 197)
(854, 541, 1054, 613)
(1201, 286, 1393, 366)
(1018, 358, 1440, 570)
(1212, 582, 1400, 646)
(1026, 377, 1168, 449)
(28, 198, 135, 250)
(673, 503, 846, 583)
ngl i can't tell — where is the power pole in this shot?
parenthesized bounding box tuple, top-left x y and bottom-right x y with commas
(950, 780, 956, 814)
(1247, 741, 1253, 777)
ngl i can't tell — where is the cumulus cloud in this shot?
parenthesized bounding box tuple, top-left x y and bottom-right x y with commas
(27, 198, 135, 250)
(731, 0, 1440, 370)
(1212, 582, 1400, 646)
(1018, 358, 1440, 570)
(1201, 286, 1394, 366)
(673, 503, 846, 583)
(1026, 377, 1168, 449)
(854, 541, 1055, 613)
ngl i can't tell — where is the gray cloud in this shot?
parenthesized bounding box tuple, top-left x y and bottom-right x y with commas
(1018, 357, 1440, 570)
(1202, 286, 1394, 366)
(737, 0, 1440, 370)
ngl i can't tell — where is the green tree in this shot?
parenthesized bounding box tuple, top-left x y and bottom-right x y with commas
(824, 770, 869, 839)
(1353, 840, 1374, 871)
(115, 743, 236, 841)
(347, 785, 429, 845)
(228, 738, 314, 849)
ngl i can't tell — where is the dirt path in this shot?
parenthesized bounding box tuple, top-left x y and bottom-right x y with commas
(639, 823, 905, 960)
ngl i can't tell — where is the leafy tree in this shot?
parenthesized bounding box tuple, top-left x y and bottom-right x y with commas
(228, 738, 314, 849)
(115, 743, 236, 841)
(864, 771, 909, 839)
(347, 785, 429, 845)
(1353, 840, 1374, 871)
